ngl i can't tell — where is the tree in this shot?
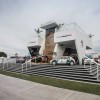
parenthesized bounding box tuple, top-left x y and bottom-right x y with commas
(0, 52, 7, 57)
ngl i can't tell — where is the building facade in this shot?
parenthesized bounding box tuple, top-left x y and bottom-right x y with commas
(27, 21, 92, 64)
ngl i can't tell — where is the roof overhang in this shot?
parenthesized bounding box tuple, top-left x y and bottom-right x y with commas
(28, 46, 41, 48)
(40, 21, 58, 29)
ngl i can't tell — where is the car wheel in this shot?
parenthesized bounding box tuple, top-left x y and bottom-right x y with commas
(70, 61, 74, 66)
(52, 61, 56, 65)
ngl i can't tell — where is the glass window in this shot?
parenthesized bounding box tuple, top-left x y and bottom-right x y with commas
(85, 54, 93, 59)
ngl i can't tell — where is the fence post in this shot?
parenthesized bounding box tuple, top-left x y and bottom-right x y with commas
(90, 61, 92, 74)
(30, 60, 31, 69)
(3, 62, 4, 70)
(26, 61, 27, 71)
(84, 63, 85, 68)
(97, 65, 99, 80)
(7, 62, 8, 68)
(22, 64, 23, 73)
(35, 57, 36, 65)
(11, 61, 12, 67)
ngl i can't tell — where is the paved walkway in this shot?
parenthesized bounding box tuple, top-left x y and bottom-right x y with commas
(0, 74, 100, 100)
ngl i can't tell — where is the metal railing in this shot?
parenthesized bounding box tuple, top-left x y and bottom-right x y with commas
(84, 55, 100, 80)
(21, 57, 37, 73)
(0, 57, 16, 71)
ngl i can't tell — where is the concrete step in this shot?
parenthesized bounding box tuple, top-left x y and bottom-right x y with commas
(5, 64, 97, 77)
(23, 70, 96, 79)
(8, 69, 97, 82)
(2, 64, 100, 83)
(28, 69, 96, 76)
(23, 72, 100, 83)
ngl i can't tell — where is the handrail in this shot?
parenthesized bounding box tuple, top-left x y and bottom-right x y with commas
(0, 57, 16, 70)
(83, 55, 100, 80)
(91, 60, 100, 80)
(21, 59, 30, 73)
(21, 57, 37, 73)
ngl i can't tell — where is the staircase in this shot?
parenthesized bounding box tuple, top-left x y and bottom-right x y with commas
(2, 63, 100, 83)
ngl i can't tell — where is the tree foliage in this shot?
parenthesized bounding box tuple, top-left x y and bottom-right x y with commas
(0, 52, 7, 57)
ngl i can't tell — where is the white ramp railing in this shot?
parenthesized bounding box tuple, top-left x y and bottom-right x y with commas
(21, 57, 37, 73)
(91, 60, 100, 80)
(84, 55, 100, 80)
(0, 57, 16, 70)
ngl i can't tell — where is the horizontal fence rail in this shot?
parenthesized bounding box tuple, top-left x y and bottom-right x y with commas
(0, 57, 16, 70)
(21, 57, 37, 73)
(84, 55, 100, 80)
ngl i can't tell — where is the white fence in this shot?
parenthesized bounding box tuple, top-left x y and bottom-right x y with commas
(21, 57, 37, 73)
(0, 57, 37, 73)
(0, 57, 16, 70)
(84, 55, 100, 80)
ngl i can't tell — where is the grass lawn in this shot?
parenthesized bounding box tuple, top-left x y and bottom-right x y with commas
(0, 70, 100, 95)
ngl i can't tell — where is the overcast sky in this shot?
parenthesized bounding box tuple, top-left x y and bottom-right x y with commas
(0, 0, 100, 56)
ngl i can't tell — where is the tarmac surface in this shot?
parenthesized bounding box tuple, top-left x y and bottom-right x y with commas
(0, 74, 100, 100)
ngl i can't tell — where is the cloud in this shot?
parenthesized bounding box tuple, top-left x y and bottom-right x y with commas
(0, 0, 100, 56)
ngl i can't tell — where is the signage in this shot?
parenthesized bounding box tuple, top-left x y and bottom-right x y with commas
(30, 41, 36, 43)
(57, 34, 72, 38)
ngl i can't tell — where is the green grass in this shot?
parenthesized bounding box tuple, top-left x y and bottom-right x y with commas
(0, 70, 100, 95)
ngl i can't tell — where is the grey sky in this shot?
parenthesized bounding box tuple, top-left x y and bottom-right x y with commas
(0, 0, 100, 56)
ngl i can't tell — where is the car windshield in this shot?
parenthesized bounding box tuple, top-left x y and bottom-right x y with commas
(61, 56, 69, 59)
(85, 54, 93, 59)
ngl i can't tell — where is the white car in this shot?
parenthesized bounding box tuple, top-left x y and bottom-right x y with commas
(50, 56, 75, 66)
(97, 59, 100, 64)
(83, 55, 95, 65)
(84, 58, 95, 65)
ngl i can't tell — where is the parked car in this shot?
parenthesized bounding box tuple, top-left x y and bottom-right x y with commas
(31, 55, 48, 63)
(82, 55, 95, 65)
(97, 58, 100, 64)
(50, 56, 75, 66)
(16, 57, 25, 63)
(31, 56, 42, 63)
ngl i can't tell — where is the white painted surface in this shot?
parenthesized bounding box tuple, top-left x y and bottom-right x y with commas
(27, 23, 93, 64)
(39, 39, 45, 55)
(74, 28, 92, 64)
(54, 29, 76, 43)
(54, 24, 92, 64)
(27, 36, 43, 47)
(53, 44, 66, 59)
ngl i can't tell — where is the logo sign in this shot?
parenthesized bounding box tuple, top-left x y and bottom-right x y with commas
(57, 33, 72, 38)
(30, 41, 36, 43)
